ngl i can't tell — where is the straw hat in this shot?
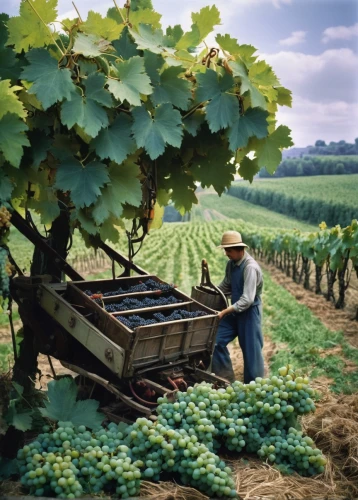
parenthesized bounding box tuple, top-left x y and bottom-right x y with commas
(218, 231, 248, 248)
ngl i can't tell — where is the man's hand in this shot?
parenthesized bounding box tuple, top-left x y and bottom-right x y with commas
(218, 306, 235, 320)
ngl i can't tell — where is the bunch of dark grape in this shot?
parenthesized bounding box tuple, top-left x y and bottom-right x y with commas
(98, 279, 175, 298)
(105, 295, 182, 313)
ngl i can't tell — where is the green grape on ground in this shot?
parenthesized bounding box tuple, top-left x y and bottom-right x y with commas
(17, 367, 325, 499)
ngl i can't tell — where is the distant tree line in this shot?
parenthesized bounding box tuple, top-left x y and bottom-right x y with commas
(308, 139, 358, 155)
(259, 155, 358, 178)
(227, 185, 356, 227)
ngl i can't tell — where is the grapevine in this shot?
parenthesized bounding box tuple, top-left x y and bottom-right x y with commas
(0, 0, 293, 249)
(16, 367, 325, 499)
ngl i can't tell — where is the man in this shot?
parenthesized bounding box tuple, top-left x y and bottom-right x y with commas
(211, 230, 264, 384)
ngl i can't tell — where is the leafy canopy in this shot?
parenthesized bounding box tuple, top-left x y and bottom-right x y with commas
(0, 0, 292, 243)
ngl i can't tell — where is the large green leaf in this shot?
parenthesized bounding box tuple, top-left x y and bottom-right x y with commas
(21, 49, 75, 110)
(252, 125, 294, 173)
(92, 159, 142, 224)
(151, 66, 192, 110)
(0, 171, 13, 200)
(6, 0, 58, 53)
(196, 69, 240, 132)
(112, 26, 139, 60)
(237, 156, 260, 183)
(107, 56, 152, 106)
(40, 377, 104, 429)
(175, 25, 200, 50)
(228, 107, 269, 151)
(0, 113, 29, 167)
(164, 169, 197, 214)
(132, 104, 183, 160)
(92, 114, 136, 164)
(61, 74, 112, 138)
(61, 92, 109, 138)
(183, 110, 205, 137)
(86, 73, 113, 107)
(276, 87, 293, 107)
(0, 80, 26, 120)
(191, 5, 221, 41)
(73, 33, 108, 58)
(129, 24, 170, 54)
(81, 10, 123, 41)
(55, 158, 110, 208)
(230, 60, 267, 109)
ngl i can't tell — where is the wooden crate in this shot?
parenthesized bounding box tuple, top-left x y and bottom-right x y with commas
(65, 276, 219, 377)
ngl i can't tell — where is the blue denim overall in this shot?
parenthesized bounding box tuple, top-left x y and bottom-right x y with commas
(211, 260, 264, 384)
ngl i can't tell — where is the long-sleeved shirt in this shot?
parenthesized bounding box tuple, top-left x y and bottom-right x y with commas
(218, 252, 263, 313)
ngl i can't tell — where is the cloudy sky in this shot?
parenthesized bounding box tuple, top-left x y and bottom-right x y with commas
(3, 0, 358, 147)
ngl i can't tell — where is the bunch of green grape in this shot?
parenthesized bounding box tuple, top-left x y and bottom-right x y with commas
(0, 205, 11, 231)
(17, 421, 142, 499)
(17, 367, 325, 499)
(155, 365, 325, 476)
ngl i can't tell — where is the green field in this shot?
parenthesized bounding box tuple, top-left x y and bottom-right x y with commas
(192, 193, 318, 232)
(234, 174, 358, 206)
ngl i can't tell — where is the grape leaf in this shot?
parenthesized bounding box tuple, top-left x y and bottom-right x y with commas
(196, 69, 240, 132)
(129, 9, 162, 29)
(81, 11, 123, 41)
(175, 25, 200, 50)
(228, 107, 269, 151)
(40, 377, 104, 429)
(6, 0, 58, 53)
(0, 171, 13, 200)
(191, 137, 234, 194)
(112, 26, 139, 60)
(230, 61, 267, 109)
(0, 80, 26, 120)
(61, 92, 109, 138)
(191, 5, 221, 41)
(100, 218, 120, 243)
(86, 73, 113, 107)
(92, 159, 142, 224)
(28, 130, 52, 168)
(0, 113, 29, 168)
(129, 24, 172, 55)
(6, 407, 33, 432)
(132, 104, 183, 160)
(21, 49, 75, 110)
(92, 114, 136, 165)
(276, 87, 292, 107)
(107, 56, 152, 106)
(237, 156, 260, 183)
(249, 60, 280, 87)
(217, 35, 257, 64)
(164, 169, 197, 214)
(215, 34, 241, 55)
(73, 33, 107, 57)
(252, 125, 294, 173)
(55, 158, 110, 208)
(151, 66, 192, 110)
(76, 209, 99, 235)
(164, 25, 184, 47)
(183, 110, 205, 137)
(61, 74, 112, 138)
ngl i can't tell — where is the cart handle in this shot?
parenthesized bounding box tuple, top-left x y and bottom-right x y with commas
(201, 259, 229, 309)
